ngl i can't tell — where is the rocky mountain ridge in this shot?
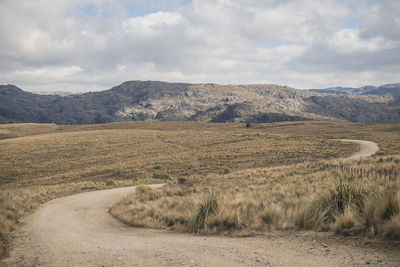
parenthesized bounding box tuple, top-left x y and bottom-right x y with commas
(0, 81, 399, 124)
(310, 83, 400, 97)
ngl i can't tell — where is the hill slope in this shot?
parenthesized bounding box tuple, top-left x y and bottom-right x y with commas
(310, 83, 400, 97)
(1, 81, 399, 124)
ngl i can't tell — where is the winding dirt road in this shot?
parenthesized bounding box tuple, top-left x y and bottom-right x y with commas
(4, 139, 399, 266)
(337, 139, 379, 160)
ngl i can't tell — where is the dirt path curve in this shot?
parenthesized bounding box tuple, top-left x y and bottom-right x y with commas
(337, 139, 379, 159)
(4, 139, 399, 267)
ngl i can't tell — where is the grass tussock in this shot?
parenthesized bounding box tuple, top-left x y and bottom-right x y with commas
(384, 214, 400, 239)
(309, 178, 367, 225)
(362, 190, 400, 239)
(331, 206, 358, 234)
(189, 191, 219, 233)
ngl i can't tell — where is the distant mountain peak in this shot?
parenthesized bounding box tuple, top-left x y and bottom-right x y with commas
(310, 83, 400, 97)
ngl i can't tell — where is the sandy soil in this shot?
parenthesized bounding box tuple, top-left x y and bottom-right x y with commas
(3, 139, 399, 267)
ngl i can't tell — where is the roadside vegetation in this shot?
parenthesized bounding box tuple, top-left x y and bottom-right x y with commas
(111, 156, 400, 239)
(1, 121, 400, 259)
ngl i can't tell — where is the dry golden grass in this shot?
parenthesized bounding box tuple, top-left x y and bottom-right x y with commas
(1, 121, 367, 188)
(111, 156, 400, 239)
(1, 121, 400, 259)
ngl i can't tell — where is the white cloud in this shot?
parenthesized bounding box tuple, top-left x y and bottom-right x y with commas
(328, 29, 397, 53)
(0, 0, 399, 92)
(123, 11, 183, 35)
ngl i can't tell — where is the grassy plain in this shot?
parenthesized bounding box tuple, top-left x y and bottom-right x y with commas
(1, 121, 400, 259)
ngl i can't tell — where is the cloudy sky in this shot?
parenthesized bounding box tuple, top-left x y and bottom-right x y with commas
(0, 0, 399, 92)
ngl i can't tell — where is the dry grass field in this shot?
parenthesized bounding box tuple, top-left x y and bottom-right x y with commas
(1, 121, 400, 259)
(112, 156, 400, 238)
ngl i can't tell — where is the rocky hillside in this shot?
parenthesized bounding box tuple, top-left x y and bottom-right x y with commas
(1, 81, 399, 124)
(310, 83, 400, 97)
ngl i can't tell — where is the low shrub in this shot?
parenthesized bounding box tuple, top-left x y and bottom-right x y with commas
(153, 174, 170, 180)
(136, 185, 153, 194)
(106, 179, 116, 186)
(177, 177, 186, 184)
